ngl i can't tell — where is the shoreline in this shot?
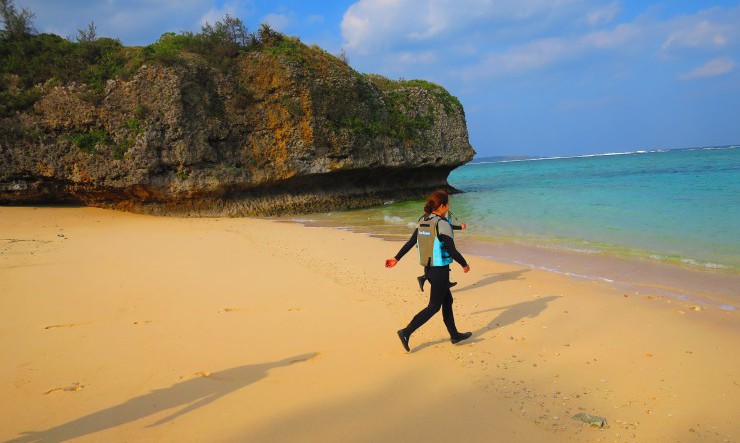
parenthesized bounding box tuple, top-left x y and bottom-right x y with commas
(2, 206, 739, 442)
(461, 236, 740, 311)
(276, 216, 740, 311)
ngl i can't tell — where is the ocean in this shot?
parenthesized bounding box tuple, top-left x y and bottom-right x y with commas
(281, 145, 740, 308)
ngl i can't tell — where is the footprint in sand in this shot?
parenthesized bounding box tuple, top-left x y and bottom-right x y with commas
(44, 323, 86, 330)
(218, 308, 244, 313)
(45, 383, 84, 394)
(133, 320, 153, 325)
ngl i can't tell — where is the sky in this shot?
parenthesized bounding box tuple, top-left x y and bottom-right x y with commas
(12, 0, 740, 157)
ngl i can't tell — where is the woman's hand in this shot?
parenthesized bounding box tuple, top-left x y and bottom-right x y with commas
(463, 265, 470, 273)
(385, 258, 398, 268)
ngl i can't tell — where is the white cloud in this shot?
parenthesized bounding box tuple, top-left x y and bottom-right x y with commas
(341, 0, 418, 55)
(342, 0, 740, 84)
(199, 5, 240, 28)
(491, 38, 570, 73)
(582, 22, 638, 48)
(662, 20, 729, 51)
(261, 13, 291, 31)
(680, 57, 735, 80)
(461, 23, 642, 80)
(445, 4, 740, 83)
(584, 1, 620, 26)
(396, 51, 438, 65)
(196, 1, 257, 28)
(340, 0, 584, 55)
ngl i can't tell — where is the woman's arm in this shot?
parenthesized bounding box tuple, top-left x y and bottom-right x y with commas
(386, 229, 418, 268)
(394, 229, 418, 261)
(438, 234, 468, 267)
(437, 219, 468, 268)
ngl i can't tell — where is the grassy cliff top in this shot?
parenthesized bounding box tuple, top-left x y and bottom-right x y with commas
(1, 18, 462, 120)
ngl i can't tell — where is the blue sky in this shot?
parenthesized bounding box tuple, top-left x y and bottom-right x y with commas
(14, 0, 740, 157)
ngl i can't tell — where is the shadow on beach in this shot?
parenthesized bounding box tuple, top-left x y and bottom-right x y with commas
(7, 353, 318, 443)
(469, 295, 559, 336)
(412, 294, 558, 352)
(452, 269, 529, 294)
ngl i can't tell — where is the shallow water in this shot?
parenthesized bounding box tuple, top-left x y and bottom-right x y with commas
(276, 145, 740, 309)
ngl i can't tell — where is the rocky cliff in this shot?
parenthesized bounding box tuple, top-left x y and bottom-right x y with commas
(0, 36, 475, 215)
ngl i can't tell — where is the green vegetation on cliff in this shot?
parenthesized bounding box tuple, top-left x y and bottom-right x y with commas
(1, 0, 473, 216)
(0, 1, 464, 146)
(345, 74, 465, 142)
(363, 74, 464, 117)
(0, 13, 274, 115)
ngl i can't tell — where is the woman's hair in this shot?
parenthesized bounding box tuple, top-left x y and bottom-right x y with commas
(424, 189, 449, 215)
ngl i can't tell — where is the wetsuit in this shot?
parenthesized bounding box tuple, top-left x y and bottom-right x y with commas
(395, 215, 468, 337)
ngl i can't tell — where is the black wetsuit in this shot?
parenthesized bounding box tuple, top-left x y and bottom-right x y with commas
(394, 218, 468, 337)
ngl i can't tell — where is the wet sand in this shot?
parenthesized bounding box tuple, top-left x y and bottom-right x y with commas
(279, 213, 740, 311)
(459, 236, 740, 310)
(1, 207, 738, 442)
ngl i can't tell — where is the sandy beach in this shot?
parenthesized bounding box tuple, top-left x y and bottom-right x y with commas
(1, 206, 738, 442)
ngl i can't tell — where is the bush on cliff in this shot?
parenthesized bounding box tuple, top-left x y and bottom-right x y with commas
(0, 0, 333, 96)
(0, 0, 465, 149)
(0, 0, 35, 39)
(0, 0, 261, 111)
(0, 11, 318, 116)
(141, 15, 259, 70)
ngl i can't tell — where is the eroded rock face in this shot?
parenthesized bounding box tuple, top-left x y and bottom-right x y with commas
(0, 45, 474, 216)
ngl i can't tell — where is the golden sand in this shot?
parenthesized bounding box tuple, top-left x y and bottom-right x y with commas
(1, 207, 738, 442)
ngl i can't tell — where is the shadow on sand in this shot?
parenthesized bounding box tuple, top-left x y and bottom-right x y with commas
(8, 353, 318, 442)
(411, 294, 559, 353)
(452, 269, 529, 294)
(469, 295, 560, 336)
(409, 269, 531, 352)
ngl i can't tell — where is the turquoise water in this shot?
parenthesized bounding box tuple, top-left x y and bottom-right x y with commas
(291, 146, 740, 273)
(448, 146, 740, 271)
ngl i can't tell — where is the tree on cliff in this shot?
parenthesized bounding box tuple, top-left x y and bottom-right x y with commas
(258, 23, 282, 45)
(76, 21, 98, 44)
(0, 0, 36, 39)
(201, 14, 255, 48)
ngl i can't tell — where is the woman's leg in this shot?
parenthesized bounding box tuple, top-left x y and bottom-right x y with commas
(429, 266, 459, 336)
(441, 287, 459, 337)
(403, 267, 447, 336)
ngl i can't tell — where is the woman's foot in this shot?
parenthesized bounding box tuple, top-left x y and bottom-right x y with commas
(417, 276, 426, 292)
(450, 331, 472, 344)
(397, 329, 411, 352)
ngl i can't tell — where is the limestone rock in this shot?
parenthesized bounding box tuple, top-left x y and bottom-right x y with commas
(0, 41, 475, 215)
(572, 413, 608, 428)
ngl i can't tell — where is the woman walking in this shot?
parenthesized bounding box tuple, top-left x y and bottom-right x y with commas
(385, 190, 472, 352)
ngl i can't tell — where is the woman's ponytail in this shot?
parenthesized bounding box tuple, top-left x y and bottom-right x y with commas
(424, 189, 449, 215)
(423, 201, 434, 214)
